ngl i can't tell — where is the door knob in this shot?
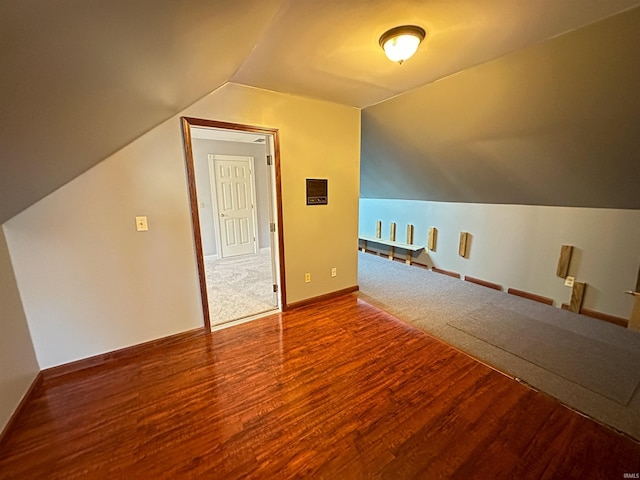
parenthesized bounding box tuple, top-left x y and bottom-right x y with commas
(220, 214, 225, 217)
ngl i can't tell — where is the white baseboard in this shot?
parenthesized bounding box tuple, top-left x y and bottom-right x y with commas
(259, 247, 271, 255)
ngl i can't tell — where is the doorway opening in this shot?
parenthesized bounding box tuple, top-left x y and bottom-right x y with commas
(181, 117, 286, 331)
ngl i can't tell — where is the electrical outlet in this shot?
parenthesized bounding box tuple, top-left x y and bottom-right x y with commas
(331, 267, 337, 278)
(305, 273, 311, 283)
(135, 216, 148, 232)
(564, 276, 575, 287)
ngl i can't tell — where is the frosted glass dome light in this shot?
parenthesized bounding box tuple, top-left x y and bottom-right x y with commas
(379, 25, 426, 64)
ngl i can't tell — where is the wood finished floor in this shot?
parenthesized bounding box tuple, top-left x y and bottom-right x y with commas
(1, 295, 639, 479)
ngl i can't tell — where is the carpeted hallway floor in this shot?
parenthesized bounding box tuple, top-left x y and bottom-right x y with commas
(357, 251, 640, 440)
(205, 250, 278, 326)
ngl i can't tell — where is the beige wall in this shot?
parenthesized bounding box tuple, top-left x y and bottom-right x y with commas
(4, 83, 360, 369)
(0, 227, 39, 433)
(183, 84, 361, 304)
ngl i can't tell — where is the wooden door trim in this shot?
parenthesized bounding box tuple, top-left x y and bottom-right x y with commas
(180, 117, 287, 331)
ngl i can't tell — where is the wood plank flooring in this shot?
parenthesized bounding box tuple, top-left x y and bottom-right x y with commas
(1, 294, 639, 479)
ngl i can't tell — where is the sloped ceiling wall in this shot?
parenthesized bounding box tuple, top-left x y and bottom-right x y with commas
(3, 1, 639, 223)
(0, 0, 284, 223)
(361, 7, 640, 209)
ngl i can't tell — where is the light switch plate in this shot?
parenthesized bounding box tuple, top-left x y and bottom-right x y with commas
(136, 216, 148, 232)
(564, 276, 575, 287)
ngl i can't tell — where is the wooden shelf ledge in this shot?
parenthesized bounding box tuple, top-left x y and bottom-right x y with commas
(359, 235, 425, 265)
(359, 236, 425, 252)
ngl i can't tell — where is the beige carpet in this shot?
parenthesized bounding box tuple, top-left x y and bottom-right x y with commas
(205, 250, 277, 326)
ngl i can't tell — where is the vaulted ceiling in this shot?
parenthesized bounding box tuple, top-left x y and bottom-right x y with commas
(2, 0, 639, 222)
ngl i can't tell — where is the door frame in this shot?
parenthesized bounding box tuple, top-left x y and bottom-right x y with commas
(181, 117, 287, 331)
(208, 154, 259, 259)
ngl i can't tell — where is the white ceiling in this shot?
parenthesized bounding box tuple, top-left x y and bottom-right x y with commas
(1, 0, 639, 222)
(233, 0, 640, 107)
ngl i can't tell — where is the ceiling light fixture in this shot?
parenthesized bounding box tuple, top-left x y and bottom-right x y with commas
(379, 25, 426, 64)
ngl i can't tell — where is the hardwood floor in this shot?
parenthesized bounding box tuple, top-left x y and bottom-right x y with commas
(1, 294, 639, 479)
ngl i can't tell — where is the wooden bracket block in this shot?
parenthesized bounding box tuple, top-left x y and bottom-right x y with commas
(556, 245, 573, 278)
(432, 267, 461, 279)
(507, 288, 554, 305)
(630, 296, 640, 332)
(568, 282, 586, 313)
(428, 227, 437, 251)
(405, 224, 414, 265)
(626, 290, 640, 332)
(459, 232, 470, 258)
(389, 223, 396, 260)
(465, 276, 502, 291)
(561, 303, 628, 327)
(375, 220, 382, 239)
(406, 224, 414, 245)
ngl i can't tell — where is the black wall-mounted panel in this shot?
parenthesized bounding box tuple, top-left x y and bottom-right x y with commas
(306, 178, 328, 205)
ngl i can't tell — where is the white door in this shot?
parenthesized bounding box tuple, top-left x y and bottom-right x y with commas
(211, 155, 258, 258)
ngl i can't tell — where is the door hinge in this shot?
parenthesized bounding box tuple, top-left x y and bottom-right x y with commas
(267, 155, 273, 166)
(270, 222, 276, 233)
(273, 284, 278, 293)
